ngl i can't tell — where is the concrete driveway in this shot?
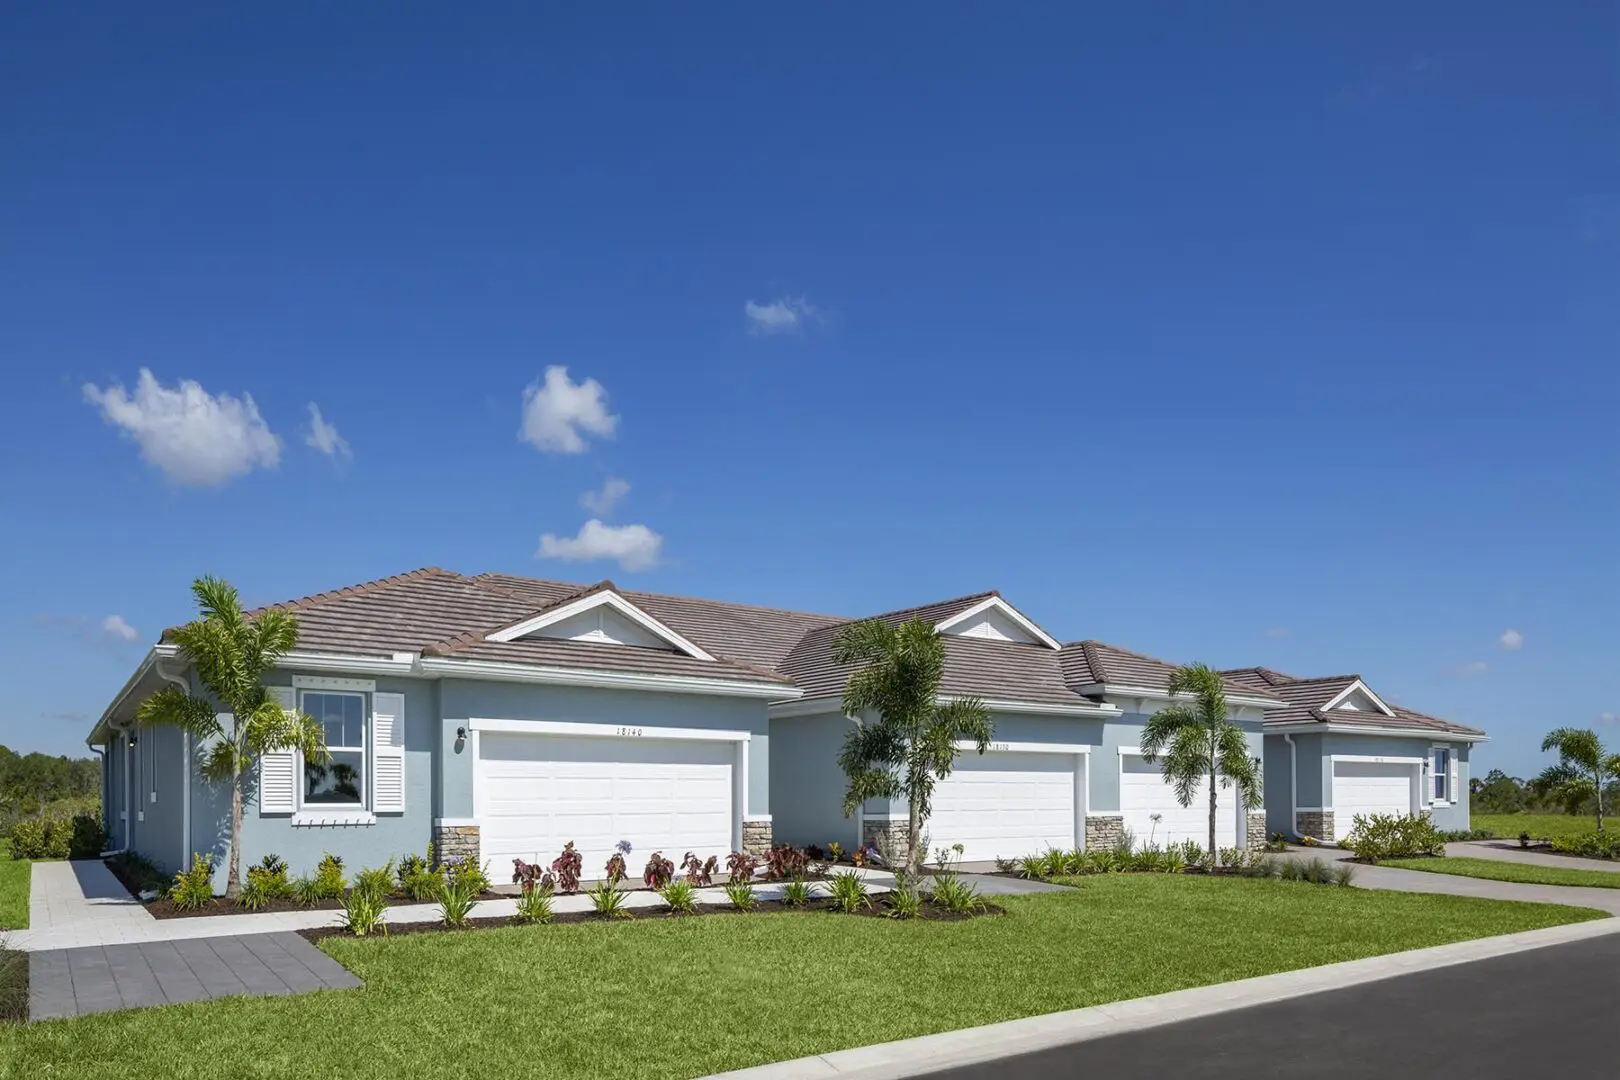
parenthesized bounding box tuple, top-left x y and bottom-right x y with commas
(1446, 839, 1620, 873)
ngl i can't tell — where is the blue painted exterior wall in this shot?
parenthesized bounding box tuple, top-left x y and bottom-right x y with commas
(1263, 730, 1473, 837)
(130, 723, 188, 872)
(770, 712, 860, 850)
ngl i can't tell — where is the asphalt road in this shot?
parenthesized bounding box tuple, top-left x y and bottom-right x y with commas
(924, 935, 1618, 1079)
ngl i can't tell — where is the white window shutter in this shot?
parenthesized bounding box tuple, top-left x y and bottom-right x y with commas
(1448, 751, 1459, 804)
(372, 691, 406, 814)
(259, 687, 297, 815)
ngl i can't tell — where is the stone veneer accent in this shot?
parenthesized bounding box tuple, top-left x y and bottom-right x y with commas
(861, 817, 911, 866)
(433, 823, 480, 866)
(1246, 812, 1267, 849)
(1295, 810, 1334, 843)
(1084, 814, 1125, 851)
(742, 819, 772, 857)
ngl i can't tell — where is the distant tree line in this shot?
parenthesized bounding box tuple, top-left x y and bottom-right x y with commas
(1472, 767, 1620, 817)
(0, 744, 101, 820)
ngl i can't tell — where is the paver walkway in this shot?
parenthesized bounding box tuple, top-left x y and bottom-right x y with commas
(28, 932, 361, 1021)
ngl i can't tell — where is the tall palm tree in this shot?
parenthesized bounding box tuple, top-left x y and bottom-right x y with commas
(1533, 728, 1620, 832)
(1140, 663, 1263, 866)
(834, 618, 992, 878)
(136, 576, 327, 898)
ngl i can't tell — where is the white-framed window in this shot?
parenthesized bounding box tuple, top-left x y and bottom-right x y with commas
(1432, 748, 1450, 803)
(301, 690, 366, 807)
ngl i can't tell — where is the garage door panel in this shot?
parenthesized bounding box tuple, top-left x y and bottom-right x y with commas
(1121, 758, 1237, 851)
(1331, 761, 1415, 841)
(928, 752, 1077, 862)
(477, 732, 735, 871)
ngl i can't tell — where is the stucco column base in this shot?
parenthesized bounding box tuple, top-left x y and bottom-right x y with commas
(1295, 811, 1334, 843)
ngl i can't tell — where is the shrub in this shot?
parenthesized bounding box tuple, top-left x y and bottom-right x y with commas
(9, 817, 71, 860)
(723, 880, 757, 912)
(1438, 828, 1493, 842)
(244, 857, 291, 901)
(1549, 833, 1620, 860)
(168, 854, 215, 909)
(107, 851, 166, 895)
(1038, 848, 1067, 879)
(1519, 831, 1532, 849)
(437, 877, 480, 927)
(353, 861, 396, 904)
(292, 876, 323, 907)
(1162, 847, 1188, 874)
(551, 842, 583, 893)
(587, 880, 631, 919)
(1330, 862, 1357, 887)
(643, 851, 675, 889)
(1217, 847, 1242, 870)
(236, 876, 271, 911)
(514, 883, 555, 924)
(513, 858, 555, 896)
(993, 855, 1018, 875)
(884, 884, 924, 920)
(1017, 854, 1046, 880)
(764, 844, 810, 882)
(726, 851, 758, 884)
(443, 857, 491, 895)
(780, 879, 813, 907)
(1342, 812, 1446, 862)
(341, 887, 388, 936)
(828, 870, 870, 913)
(929, 874, 984, 915)
(1174, 839, 1205, 867)
(68, 812, 107, 859)
(313, 853, 347, 900)
(605, 840, 631, 886)
(659, 879, 698, 914)
(402, 863, 443, 902)
(1264, 831, 1290, 853)
(682, 851, 718, 887)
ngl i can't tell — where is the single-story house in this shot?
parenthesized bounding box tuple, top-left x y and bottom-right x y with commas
(1220, 667, 1487, 842)
(90, 567, 1476, 888)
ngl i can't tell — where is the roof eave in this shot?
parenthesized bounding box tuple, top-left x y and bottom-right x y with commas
(1070, 682, 1284, 710)
(1265, 720, 1489, 743)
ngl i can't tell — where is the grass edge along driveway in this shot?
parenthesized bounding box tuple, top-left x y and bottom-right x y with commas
(1382, 856, 1620, 890)
(0, 842, 28, 931)
(1473, 813, 1604, 842)
(1, 876, 1604, 1079)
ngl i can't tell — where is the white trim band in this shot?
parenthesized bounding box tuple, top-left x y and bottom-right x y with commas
(467, 718, 753, 742)
(420, 657, 799, 700)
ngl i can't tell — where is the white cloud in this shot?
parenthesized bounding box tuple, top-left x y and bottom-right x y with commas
(580, 477, 631, 516)
(303, 403, 351, 459)
(1601, 711, 1617, 724)
(519, 366, 618, 454)
(83, 368, 281, 486)
(1456, 660, 1489, 677)
(537, 519, 663, 572)
(1498, 628, 1524, 651)
(744, 296, 819, 336)
(101, 615, 139, 643)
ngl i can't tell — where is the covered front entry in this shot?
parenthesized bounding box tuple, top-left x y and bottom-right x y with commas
(1331, 758, 1420, 841)
(926, 745, 1084, 862)
(1120, 751, 1238, 851)
(473, 721, 744, 873)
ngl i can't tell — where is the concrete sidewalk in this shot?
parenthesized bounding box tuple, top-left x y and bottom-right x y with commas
(1447, 839, 1620, 873)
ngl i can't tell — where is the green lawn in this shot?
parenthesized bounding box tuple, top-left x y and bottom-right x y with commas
(0, 876, 1601, 1077)
(1383, 856, 1620, 889)
(0, 841, 28, 932)
(1474, 813, 1604, 841)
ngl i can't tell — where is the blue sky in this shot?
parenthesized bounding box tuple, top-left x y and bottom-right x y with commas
(1, 4, 1614, 776)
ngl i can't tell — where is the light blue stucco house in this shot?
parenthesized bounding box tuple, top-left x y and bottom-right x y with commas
(1220, 668, 1486, 842)
(86, 567, 1484, 891)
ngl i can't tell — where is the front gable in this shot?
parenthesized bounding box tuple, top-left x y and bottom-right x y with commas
(1321, 679, 1395, 717)
(934, 596, 1060, 650)
(485, 587, 715, 661)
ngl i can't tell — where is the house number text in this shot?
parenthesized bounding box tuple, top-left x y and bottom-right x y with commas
(616, 726, 645, 737)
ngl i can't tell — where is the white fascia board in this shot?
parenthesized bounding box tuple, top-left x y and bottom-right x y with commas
(953, 739, 1093, 755)
(933, 596, 1062, 651)
(1078, 684, 1285, 712)
(1266, 721, 1489, 743)
(484, 589, 715, 661)
(275, 651, 419, 676)
(417, 656, 799, 700)
(1321, 678, 1396, 717)
(768, 697, 849, 719)
(87, 647, 162, 746)
(468, 717, 751, 742)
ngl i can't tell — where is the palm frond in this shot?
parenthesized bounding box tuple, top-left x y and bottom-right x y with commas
(134, 686, 223, 741)
(191, 575, 244, 626)
(1541, 727, 1603, 768)
(1140, 704, 1198, 760)
(1215, 724, 1264, 809)
(242, 701, 329, 761)
(200, 740, 241, 784)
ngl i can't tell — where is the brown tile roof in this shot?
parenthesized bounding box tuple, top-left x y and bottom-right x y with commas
(1217, 667, 1483, 738)
(423, 635, 797, 685)
(1064, 642, 1281, 701)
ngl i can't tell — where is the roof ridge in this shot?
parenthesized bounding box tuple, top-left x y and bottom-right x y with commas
(861, 589, 999, 624)
(1277, 673, 1362, 686)
(473, 572, 849, 622)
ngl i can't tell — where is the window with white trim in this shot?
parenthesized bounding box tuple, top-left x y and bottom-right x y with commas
(1432, 748, 1450, 803)
(301, 691, 366, 806)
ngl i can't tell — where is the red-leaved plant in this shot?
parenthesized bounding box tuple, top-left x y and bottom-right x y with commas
(764, 844, 810, 881)
(643, 851, 674, 889)
(550, 842, 583, 894)
(682, 851, 718, 887)
(726, 850, 758, 884)
(512, 858, 554, 894)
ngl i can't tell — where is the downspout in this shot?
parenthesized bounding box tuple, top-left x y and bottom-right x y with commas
(154, 657, 192, 865)
(1282, 733, 1298, 838)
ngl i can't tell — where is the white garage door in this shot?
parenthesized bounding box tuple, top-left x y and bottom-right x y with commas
(477, 732, 735, 873)
(1331, 761, 1415, 841)
(1120, 754, 1237, 851)
(926, 752, 1077, 862)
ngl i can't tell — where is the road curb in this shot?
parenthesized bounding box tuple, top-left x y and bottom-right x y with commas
(702, 916, 1620, 1080)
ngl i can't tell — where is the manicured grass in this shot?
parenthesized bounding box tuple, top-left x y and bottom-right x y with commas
(1383, 856, 1620, 889)
(1474, 813, 1604, 841)
(0, 876, 1602, 1076)
(0, 841, 28, 931)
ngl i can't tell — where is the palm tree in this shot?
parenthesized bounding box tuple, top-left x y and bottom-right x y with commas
(834, 618, 992, 878)
(1532, 728, 1620, 832)
(136, 576, 328, 898)
(1140, 663, 1263, 866)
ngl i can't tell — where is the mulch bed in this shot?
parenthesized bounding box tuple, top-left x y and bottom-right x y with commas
(138, 889, 505, 920)
(297, 895, 1002, 943)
